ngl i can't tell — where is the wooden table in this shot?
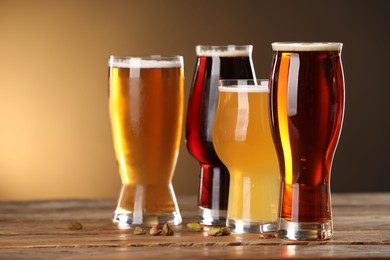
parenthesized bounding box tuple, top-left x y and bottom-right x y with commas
(0, 193, 389, 259)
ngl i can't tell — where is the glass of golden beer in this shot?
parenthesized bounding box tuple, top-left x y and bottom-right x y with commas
(213, 79, 280, 233)
(269, 42, 345, 240)
(108, 55, 184, 227)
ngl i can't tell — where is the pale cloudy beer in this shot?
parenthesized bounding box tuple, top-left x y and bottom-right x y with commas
(213, 80, 279, 233)
(269, 42, 344, 240)
(108, 56, 184, 227)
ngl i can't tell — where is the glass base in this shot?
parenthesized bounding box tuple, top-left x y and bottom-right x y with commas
(113, 183, 182, 228)
(228, 219, 277, 234)
(198, 206, 227, 226)
(277, 218, 333, 240)
(113, 210, 182, 228)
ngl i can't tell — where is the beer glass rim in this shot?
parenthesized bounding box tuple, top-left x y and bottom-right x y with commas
(218, 79, 269, 92)
(196, 45, 253, 57)
(272, 42, 343, 52)
(108, 55, 183, 68)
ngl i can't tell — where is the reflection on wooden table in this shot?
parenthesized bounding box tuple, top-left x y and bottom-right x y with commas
(0, 193, 389, 259)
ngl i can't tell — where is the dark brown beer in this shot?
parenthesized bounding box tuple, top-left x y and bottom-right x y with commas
(269, 42, 344, 240)
(186, 45, 256, 225)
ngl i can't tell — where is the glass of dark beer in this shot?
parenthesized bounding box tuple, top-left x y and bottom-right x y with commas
(186, 45, 256, 225)
(108, 56, 184, 227)
(269, 42, 345, 240)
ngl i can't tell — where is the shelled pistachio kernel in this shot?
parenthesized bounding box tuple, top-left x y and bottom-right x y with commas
(207, 226, 231, 236)
(186, 222, 202, 232)
(133, 226, 146, 235)
(67, 222, 83, 230)
(207, 227, 223, 236)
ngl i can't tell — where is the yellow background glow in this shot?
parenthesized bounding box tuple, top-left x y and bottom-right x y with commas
(0, 0, 387, 200)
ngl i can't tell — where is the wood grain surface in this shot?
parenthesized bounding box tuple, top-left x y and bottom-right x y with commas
(0, 193, 389, 259)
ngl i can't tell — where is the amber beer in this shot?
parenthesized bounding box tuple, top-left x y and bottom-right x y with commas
(108, 56, 184, 226)
(213, 80, 279, 233)
(269, 42, 344, 240)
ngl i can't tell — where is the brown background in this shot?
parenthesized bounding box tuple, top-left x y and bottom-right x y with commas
(0, 0, 388, 200)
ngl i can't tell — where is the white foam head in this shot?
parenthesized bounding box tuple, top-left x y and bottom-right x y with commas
(272, 42, 343, 52)
(108, 56, 183, 68)
(196, 45, 252, 57)
(218, 79, 269, 93)
(218, 86, 269, 93)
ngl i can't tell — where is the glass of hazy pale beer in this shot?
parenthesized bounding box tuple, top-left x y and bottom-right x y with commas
(108, 55, 184, 227)
(186, 45, 256, 226)
(269, 42, 345, 240)
(212, 79, 280, 234)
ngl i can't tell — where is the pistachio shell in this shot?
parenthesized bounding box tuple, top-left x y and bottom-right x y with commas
(149, 225, 162, 236)
(133, 226, 146, 235)
(162, 223, 174, 236)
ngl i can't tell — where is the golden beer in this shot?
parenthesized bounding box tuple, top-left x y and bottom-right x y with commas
(213, 80, 279, 233)
(108, 56, 184, 226)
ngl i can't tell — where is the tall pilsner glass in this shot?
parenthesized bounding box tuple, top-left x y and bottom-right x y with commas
(186, 45, 256, 225)
(108, 56, 184, 227)
(269, 42, 345, 240)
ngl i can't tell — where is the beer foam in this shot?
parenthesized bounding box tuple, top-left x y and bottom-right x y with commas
(272, 42, 342, 52)
(109, 56, 183, 68)
(218, 85, 269, 93)
(196, 45, 252, 57)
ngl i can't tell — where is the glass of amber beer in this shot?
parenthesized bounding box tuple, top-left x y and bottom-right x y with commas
(269, 42, 345, 240)
(186, 45, 256, 226)
(213, 79, 280, 233)
(108, 55, 184, 227)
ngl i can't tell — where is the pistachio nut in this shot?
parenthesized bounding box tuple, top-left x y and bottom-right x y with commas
(162, 223, 174, 236)
(186, 222, 202, 232)
(133, 226, 146, 235)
